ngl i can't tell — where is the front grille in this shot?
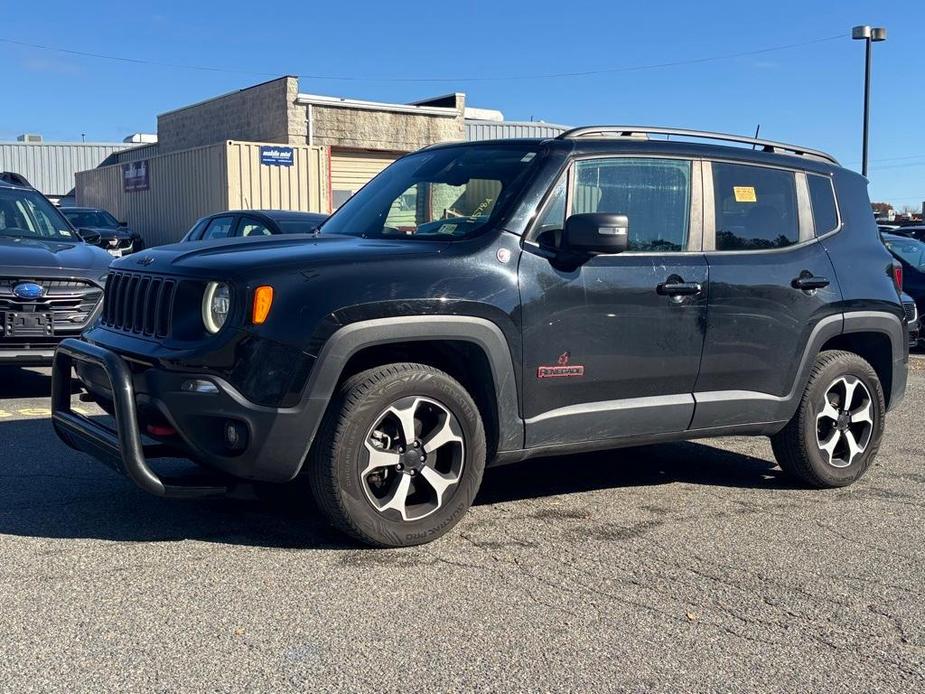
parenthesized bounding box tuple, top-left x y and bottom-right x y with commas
(102, 271, 176, 337)
(0, 277, 103, 338)
(903, 301, 918, 324)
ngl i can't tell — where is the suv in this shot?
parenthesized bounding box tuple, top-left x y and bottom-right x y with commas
(60, 207, 143, 257)
(51, 127, 909, 547)
(0, 176, 111, 365)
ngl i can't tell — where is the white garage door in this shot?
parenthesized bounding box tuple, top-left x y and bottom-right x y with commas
(330, 150, 401, 211)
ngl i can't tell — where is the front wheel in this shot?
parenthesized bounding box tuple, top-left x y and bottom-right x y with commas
(307, 363, 486, 547)
(771, 350, 886, 488)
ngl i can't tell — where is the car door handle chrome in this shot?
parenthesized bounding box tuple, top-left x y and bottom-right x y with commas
(792, 275, 830, 291)
(657, 280, 703, 297)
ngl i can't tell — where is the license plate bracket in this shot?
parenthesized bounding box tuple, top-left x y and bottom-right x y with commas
(3, 311, 53, 337)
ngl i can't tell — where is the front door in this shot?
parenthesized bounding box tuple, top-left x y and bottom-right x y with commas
(519, 156, 708, 448)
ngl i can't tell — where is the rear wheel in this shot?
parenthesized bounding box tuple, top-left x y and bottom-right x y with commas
(307, 363, 486, 547)
(771, 350, 885, 488)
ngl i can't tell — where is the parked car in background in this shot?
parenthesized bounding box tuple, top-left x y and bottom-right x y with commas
(60, 207, 143, 256)
(902, 292, 920, 348)
(54, 127, 908, 547)
(889, 225, 925, 242)
(882, 232, 925, 317)
(877, 224, 900, 234)
(0, 176, 110, 366)
(180, 210, 328, 242)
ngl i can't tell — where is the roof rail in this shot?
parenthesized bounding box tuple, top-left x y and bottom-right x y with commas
(556, 126, 839, 165)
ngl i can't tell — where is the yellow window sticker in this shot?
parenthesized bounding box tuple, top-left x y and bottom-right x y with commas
(733, 186, 757, 203)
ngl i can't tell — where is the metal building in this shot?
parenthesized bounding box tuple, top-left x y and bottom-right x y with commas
(76, 140, 328, 247)
(0, 140, 140, 204)
(465, 120, 570, 141)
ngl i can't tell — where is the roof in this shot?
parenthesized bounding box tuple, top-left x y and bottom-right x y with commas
(428, 135, 847, 174)
(256, 210, 328, 221)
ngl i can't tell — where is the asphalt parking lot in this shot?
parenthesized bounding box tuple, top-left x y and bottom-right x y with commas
(0, 358, 923, 692)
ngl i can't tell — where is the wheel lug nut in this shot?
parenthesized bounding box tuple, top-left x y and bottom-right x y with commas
(412, 441, 420, 448)
(419, 455, 425, 462)
(398, 447, 404, 453)
(396, 463, 403, 470)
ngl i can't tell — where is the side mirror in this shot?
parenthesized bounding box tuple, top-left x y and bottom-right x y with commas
(77, 228, 101, 245)
(562, 213, 629, 254)
(118, 221, 128, 228)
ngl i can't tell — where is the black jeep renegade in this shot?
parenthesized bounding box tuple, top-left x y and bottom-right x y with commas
(52, 127, 909, 547)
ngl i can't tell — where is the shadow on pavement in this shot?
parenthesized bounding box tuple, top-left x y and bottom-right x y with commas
(0, 367, 58, 400)
(0, 416, 788, 549)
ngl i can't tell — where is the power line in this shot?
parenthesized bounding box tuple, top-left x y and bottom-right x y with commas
(0, 33, 847, 83)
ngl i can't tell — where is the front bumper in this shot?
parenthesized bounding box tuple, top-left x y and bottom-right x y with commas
(52, 338, 319, 498)
(0, 346, 55, 364)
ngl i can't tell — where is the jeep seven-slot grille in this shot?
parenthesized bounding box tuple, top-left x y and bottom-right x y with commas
(102, 271, 176, 337)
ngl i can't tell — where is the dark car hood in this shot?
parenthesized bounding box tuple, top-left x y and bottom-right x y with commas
(78, 226, 134, 240)
(112, 233, 450, 277)
(0, 236, 113, 275)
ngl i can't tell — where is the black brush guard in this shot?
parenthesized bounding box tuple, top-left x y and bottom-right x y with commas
(51, 338, 234, 498)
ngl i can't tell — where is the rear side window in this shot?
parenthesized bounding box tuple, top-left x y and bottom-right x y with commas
(712, 163, 798, 251)
(808, 174, 839, 235)
(572, 157, 692, 252)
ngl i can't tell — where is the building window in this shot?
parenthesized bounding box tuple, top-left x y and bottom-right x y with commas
(712, 163, 799, 251)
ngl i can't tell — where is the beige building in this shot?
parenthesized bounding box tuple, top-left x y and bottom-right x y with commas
(76, 76, 473, 245)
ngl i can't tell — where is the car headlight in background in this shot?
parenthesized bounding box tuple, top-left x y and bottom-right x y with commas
(202, 282, 231, 334)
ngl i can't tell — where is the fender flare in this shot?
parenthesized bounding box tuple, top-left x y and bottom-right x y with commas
(300, 315, 523, 453)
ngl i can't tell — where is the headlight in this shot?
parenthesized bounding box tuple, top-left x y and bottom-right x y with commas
(202, 282, 231, 334)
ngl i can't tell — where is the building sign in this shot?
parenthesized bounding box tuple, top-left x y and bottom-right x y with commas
(260, 146, 294, 167)
(122, 161, 149, 192)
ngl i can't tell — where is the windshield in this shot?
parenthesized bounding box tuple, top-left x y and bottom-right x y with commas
(884, 236, 925, 269)
(0, 189, 77, 241)
(321, 144, 542, 240)
(62, 208, 119, 229)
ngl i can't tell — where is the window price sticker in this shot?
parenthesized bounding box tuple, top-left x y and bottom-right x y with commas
(733, 186, 757, 203)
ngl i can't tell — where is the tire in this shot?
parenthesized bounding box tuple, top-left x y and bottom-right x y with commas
(307, 363, 486, 547)
(771, 350, 886, 488)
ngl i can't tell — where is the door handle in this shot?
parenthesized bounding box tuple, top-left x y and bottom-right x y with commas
(792, 275, 830, 291)
(657, 280, 703, 297)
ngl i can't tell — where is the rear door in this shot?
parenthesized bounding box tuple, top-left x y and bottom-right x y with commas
(691, 161, 842, 428)
(519, 156, 708, 448)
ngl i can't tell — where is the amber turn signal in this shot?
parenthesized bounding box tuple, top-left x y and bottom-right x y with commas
(252, 285, 274, 324)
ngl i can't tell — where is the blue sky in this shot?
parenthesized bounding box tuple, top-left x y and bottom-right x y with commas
(2, 0, 922, 207)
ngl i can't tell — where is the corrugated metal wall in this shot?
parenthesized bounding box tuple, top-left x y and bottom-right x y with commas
(0, 142, 133, 197)
(330, 150, 400, 210)
(76, 141, 328, 248)
(464, 120, 570, 141)
(226, 141, 327, 213)
(76, 142, 229, 248)
(113, 143, 160, 164)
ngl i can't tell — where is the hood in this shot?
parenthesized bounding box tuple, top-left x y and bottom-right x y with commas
(77, 226, 133, 240)
(112, 233, 450, 278)
(0, 236, 113, 275)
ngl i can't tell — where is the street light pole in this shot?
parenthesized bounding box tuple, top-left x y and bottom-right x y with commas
(852, 25, 887, 177)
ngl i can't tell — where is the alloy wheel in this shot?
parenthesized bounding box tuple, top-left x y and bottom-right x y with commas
(360, 396, 465, 521)
(815, 375, 874, 469)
